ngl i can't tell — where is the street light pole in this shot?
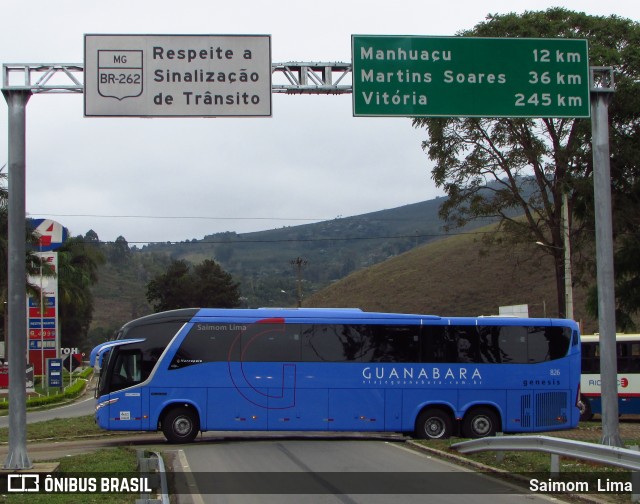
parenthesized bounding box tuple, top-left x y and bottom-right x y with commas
(590, 67, 621, 447)
(3, 88, 32, 470)
(562, 192, 574, 321)
(535, 194, 573, 322)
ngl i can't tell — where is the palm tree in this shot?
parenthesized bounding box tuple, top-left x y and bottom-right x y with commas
(0, 166, 56, 342)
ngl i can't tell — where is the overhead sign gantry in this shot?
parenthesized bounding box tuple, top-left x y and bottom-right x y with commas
(1, 33, 620, 473)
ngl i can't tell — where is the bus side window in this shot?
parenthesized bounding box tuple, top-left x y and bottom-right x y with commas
(241, 324, 300, 362)
(632, 343, 640, 371)
(363, 325, 420, 363)
(496, 326, 528, 364)
(449, 326, 479, 363)
(478, 327, 501, 363)
(421, 326, 455, 363)
(617, 342, 630, 373)
(109, 350, 142, 392)
(581, 343, 599, 373)
(527, 327, 571, 363)
(301, 324, 363, 362)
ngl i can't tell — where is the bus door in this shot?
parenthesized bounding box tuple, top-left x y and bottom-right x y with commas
(106, 347, 147, 431)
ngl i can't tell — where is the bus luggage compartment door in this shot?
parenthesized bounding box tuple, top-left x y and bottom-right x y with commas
(328, 389, 385, 431)
(109, 389, 146, 430)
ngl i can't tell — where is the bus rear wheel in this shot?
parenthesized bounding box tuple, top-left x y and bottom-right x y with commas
(579, 395, 593, 422)
(415, 408, 453, 440)
(162, 406, 200, 444)
(462, 407, 499, 438)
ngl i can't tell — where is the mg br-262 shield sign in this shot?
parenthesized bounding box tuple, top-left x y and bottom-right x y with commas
(85, 34, 272, 117)
(97, 50, 144, 101)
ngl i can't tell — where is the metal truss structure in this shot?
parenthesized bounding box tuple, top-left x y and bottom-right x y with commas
(2, 62, 353, 94)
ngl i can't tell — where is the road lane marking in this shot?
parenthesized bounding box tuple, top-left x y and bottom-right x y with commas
(177, 448, 206, 504)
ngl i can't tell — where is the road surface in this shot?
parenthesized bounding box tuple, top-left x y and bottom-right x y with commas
(168, 433, 563, 504)
(0, 394, 95, 428)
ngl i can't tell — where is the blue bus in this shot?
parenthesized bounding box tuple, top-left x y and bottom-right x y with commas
(91, 308, 581, 443)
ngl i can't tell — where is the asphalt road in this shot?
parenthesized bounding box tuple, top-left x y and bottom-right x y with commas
(0, 394, 95, 428)
(169, 433, 564, 504)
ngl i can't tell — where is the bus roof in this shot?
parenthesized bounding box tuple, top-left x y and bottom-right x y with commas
(581, 333, 640, 343)
(193, 307, 440, 322)
(113, 307, 580, 331)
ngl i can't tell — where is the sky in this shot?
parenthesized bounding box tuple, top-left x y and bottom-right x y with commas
(1, 1, 638, 245)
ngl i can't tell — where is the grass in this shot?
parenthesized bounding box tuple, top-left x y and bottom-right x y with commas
(0, 416, 141, 504)
(305, 224, 600, 334)
(0, 415, 105, 444)
(0, 447, 139, 504)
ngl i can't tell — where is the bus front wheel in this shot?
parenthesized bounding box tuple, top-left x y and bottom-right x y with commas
(415, 408, 453, 440)
(162, 406, 200, 444)
(462, 407, 499, 438)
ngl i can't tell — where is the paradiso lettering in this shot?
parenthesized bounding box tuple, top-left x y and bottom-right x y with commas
(362, 366, 482, 386)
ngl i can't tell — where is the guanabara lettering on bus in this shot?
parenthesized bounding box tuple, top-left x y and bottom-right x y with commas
(90, 308, 581, 443)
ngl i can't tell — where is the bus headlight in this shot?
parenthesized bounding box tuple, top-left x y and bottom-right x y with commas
(96, 397, 119, 411)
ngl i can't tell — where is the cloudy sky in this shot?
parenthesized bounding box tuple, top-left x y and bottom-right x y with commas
(1, 1, 638, 244)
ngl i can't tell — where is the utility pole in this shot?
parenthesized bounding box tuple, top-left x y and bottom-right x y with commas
(290, 257, 308, 308)
(590, 67, 621, 447)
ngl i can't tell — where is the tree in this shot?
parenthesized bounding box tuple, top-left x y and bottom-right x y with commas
(108, 235, 132, 264)
(56, 236, 105, 350)
(0, 167, 56, 341)
(146, 259, 240, 312)
(84, 229, 100, 244)
(146, 259, 192, 311)
(412, 9, 640, 319)
(192, 260, 242, 308)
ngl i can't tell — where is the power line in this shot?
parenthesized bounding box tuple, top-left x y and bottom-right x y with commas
(97, 229, 496, 246)
(27, 211, 486, 225)
(27, 213, 330, 222)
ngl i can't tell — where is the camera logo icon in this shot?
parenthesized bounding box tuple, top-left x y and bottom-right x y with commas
(7, 474, 39, 492)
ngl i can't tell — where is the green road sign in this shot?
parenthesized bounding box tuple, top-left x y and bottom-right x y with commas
(352, 36, 590, 118)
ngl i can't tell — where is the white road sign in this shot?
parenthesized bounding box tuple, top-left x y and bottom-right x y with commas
(84, 34, 272, 117)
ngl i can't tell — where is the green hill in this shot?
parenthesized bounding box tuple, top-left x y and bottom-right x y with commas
(304, 225, 598, 334)
(138, 198, 496, 308)
(89, 193, 595, 342)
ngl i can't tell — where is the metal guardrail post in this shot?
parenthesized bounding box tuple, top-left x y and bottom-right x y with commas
(495, 432, 504, 463)
(136, 450, 168, 504)
(550, 454, 560, 477)
(631, 446, 640, 503)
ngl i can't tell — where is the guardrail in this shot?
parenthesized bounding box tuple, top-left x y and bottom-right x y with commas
(452, 435, 640, 501)
(136, 450, 170, 504)
(453, 435, 640, 471)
